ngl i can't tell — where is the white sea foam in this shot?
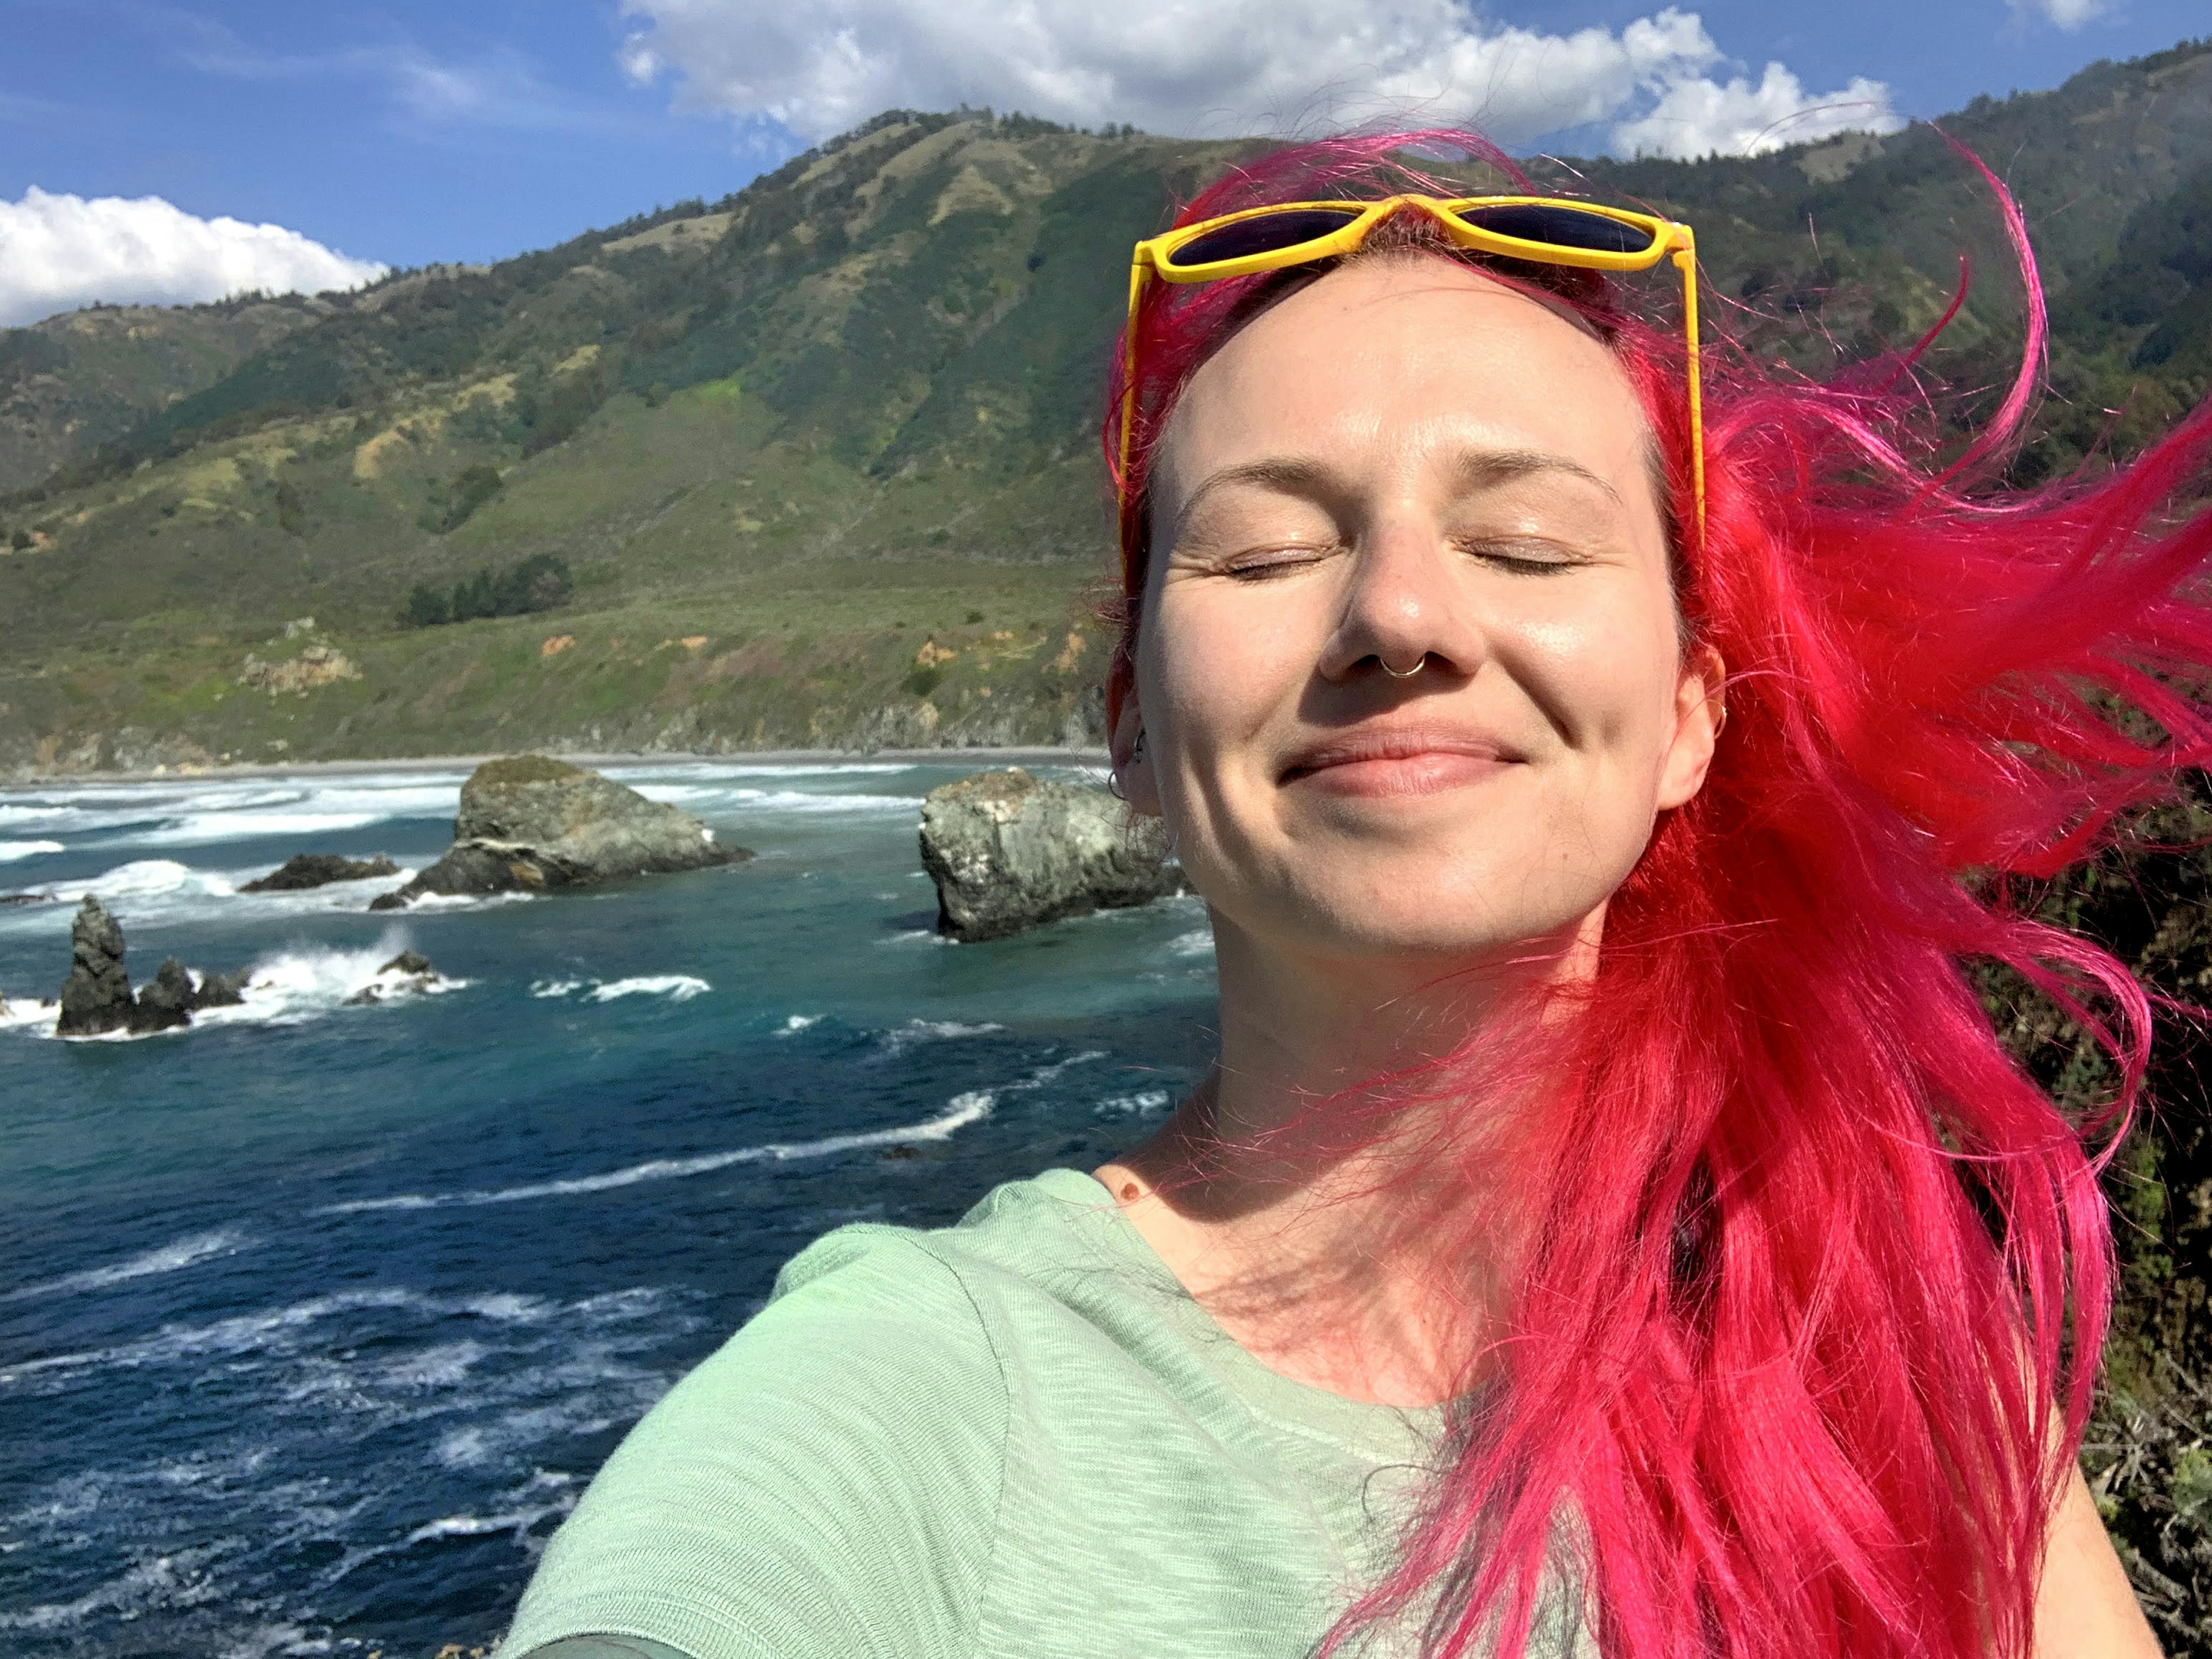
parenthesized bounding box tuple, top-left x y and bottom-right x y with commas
(402, 888, 534, 911)
(877, 1018, 1005, 1055)
(777, 1013, 823, 1034)
(0, 996, 58, 1033)
(0, 838, 64, 861)
(317, 1091, 998, 1215)
(191, 940, 467, 1028)
(85, 780, 465, 847)
(586, 975, 709, 1003)
(716, 787, 921, 815)
(1097, 1089, 1173, 1117)
(0, 854, 422, 931)
(1168, 928, 1217, 957)
(0, 1285, 565, 1387)
(530, 974, 710, 1003)
(1, 1229, 254, 1304)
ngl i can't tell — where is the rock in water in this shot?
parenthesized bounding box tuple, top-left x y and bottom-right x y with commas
(343, 949, 442, 1006)
(56, 895, 134, 1036)
(370, 756, 753, 911)
(190, 969, 249, 1009)
(241, 853, 401, 893)
(133, 957, 197, 1033)
(919, 768, 1183, 942)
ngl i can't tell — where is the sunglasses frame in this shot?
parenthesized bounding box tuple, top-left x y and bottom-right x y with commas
(1119, 193, 1703, 542)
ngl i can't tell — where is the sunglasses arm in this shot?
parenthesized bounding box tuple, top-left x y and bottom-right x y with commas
(1119, 256, 1154, 489)
(1673, 240, 1705, 544)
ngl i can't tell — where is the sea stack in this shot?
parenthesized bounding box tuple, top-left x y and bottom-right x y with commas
(371, 755, 752, 910)
(56, 895, 134, 1036)
(918, 767, 1183, 942)
(52, 896, 251, 1036)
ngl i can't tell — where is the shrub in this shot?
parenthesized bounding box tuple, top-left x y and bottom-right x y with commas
(401, 552, 570, 628)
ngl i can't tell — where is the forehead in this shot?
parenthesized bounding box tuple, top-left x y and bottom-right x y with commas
(1155, 256, 1659, 521)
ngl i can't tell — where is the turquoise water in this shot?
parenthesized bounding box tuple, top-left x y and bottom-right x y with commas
(0, 760, 1218, 1657)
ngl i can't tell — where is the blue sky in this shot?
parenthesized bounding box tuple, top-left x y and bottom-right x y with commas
(0, 0, 2205, 324)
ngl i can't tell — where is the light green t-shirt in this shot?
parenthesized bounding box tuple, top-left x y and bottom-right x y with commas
(497, 1166, 1590, 1659)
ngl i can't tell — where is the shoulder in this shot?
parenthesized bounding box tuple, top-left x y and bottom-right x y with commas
(499, 1226, 1011, 1659)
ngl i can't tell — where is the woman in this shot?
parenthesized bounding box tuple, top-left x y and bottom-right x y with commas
(498, 131, 2204, 1658)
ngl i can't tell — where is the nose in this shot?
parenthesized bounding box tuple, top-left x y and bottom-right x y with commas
(1317, 514, 1483, 684)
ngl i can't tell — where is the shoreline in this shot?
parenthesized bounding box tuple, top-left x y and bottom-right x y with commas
(0, 745, 1111, 793)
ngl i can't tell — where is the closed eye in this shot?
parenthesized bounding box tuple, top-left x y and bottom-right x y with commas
(1455, 537, 1589, 574)
(1220, 545, 1335, 581)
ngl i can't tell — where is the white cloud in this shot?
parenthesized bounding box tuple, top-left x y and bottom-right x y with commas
(2007, 0, 2111, 28)
(0, 188, 387, 328)
(1612, 65, 1904, 159)
(615, 0, 1900, 159)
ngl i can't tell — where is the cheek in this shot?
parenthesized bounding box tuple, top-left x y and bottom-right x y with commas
(1505, 590, 1680, 757)
(1145, 589, 1316, 752)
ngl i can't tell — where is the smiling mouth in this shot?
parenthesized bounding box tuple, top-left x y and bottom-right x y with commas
(1280, 732, 1526, 798)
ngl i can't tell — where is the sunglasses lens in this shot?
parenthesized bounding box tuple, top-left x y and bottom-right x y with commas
(1456, 203, 1655, 255)
(1164, 208, 1362, 270)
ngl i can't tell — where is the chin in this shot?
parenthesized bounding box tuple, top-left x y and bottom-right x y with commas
(1285, 862, 1602, 966)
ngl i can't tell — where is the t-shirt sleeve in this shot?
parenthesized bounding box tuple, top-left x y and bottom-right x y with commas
(496, 1229, 1009, 1659)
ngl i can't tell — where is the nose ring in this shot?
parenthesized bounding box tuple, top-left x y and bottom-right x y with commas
(1379, 655, 1426, 679)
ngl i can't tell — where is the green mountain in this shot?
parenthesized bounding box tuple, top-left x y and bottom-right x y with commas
(2, 43, 2210, 778)
(0, 295, 326, 493)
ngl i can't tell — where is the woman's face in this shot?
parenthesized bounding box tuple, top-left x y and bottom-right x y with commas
(1125, 254, 1719, 967)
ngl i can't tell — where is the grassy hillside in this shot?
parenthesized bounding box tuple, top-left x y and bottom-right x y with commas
(1, 43, 2209, 777)
(0, 294, 328, 493)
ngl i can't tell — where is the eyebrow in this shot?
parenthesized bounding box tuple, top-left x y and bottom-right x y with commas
(1168, 446, 1625, 546)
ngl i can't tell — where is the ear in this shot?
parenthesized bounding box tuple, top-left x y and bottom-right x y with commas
(1109, 679, 1163, 819)
(1656, 643, 1725, 812)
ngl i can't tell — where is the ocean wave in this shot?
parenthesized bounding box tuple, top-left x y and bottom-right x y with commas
(776, 1013, 823, 1034)
(1096, 1089, 1173, 1117)
(1168, 928, 1217, 957)
(0, 996, 58, 1033)
(1, 1229, 255, 1305)
(0, 838, 64, 861)
(0, 1283, 499, 1389)
(317, 1091, 998, 1215)
(0, 855, 418, 930)
(588, 975, 709, 1003)
(877, 1018, 1005, 1056)
(86, 781, 466, 847)
(126, 809, 400, 847)
(0, 1286, 555, 1386)
(403, 888, 535, 911)
(529, 974, 710, 1003)
(705, 787, 922, 815)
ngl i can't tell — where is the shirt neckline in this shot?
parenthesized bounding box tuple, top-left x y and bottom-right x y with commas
(1029, 1165, 1453, 1457)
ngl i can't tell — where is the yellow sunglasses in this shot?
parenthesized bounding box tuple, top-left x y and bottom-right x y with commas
(1119, 193, 1704, 538)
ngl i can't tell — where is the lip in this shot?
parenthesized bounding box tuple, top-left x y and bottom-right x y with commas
(1279, 728, 1527, 798)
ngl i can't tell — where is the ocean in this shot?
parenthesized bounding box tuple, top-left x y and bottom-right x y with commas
(0, 757, 1219, 1658)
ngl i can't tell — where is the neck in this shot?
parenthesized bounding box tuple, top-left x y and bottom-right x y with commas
(1094, 904, 1598, 1408)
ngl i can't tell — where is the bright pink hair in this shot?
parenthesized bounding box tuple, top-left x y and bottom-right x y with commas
(1101, 131, 2212, 1659)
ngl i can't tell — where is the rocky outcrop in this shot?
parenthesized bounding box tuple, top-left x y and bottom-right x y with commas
(53, 895, 249, 1036)
(343, 950, 442, 1006)
(56, 895, 134, 1035)
(370, 755, 752, 910)
(241, 853, 401, 892)
(239, 645, 361, 694)
(918, 767, 1183, 941)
